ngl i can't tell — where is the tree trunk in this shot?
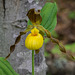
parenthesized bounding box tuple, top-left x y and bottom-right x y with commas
(0, 0, 47, 75)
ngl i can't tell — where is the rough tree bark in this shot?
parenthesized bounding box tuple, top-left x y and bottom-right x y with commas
(0, 0, 47, 75)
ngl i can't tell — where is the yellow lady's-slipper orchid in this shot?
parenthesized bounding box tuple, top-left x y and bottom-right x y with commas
(25, 28, 43, 50)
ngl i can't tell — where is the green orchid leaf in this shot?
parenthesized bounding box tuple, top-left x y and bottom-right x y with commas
(40, 2, 57, 32)
(0, 57, 19, 75)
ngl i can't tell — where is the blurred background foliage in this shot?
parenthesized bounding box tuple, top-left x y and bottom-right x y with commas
(44, 0, 75, 75)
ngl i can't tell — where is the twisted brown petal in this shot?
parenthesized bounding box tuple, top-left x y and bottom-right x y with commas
(5, 27, 33, 60)
(45, 29, 75, 60)
(15, 35, 21, 44)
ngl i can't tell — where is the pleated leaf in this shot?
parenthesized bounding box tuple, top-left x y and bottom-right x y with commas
(40, 2, 57, 32)
(0, 57, 19, 75)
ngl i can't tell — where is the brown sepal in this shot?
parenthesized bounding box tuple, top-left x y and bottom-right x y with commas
(27, 8, 42, 25)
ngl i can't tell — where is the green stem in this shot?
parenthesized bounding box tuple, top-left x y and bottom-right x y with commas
(32, 50, 34, 75)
